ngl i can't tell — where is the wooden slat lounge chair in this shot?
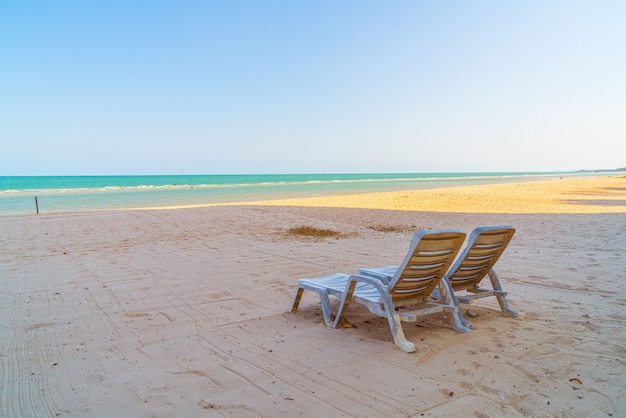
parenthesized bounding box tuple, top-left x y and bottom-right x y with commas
(290, 230, 470, 353)
(360, 226, 518, 329)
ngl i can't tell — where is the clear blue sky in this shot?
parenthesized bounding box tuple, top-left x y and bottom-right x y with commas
(1, 1, 625, 175)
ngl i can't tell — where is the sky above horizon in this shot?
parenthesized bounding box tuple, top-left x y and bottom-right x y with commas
(1, 1, 625, 175)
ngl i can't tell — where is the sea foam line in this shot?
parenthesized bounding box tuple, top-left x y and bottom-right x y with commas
(0, 173, 561, 195)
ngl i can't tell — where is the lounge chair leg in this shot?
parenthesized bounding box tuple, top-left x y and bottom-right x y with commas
(440, 278, 472, 331)
(448, 310, 472, 333)
(291, 285, 335, 326)
(488, 270, 518, 318)
(290, 287, 304, 313)
(318, 290, 335, 326)
(377, 293, 416, 353)
(332, 280, 357, 329)
(388, 312, 415, 353)
(452, 294, 474, 332)
(452, 299, 473, 330)
(431, 286, 471, 328)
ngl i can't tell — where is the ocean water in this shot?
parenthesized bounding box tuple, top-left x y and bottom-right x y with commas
(0, 172, 592, 216)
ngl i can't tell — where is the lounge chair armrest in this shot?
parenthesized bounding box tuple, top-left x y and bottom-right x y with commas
(358, 266, 396, 285)
(346, 274, 389, 292)
(358, 272, 391, 284)
(357, 270, 391, 284)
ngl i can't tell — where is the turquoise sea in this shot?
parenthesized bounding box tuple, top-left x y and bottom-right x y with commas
(0, 172, 602, 216)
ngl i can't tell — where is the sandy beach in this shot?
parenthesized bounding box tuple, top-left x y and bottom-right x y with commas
(1, 176, 625, 417)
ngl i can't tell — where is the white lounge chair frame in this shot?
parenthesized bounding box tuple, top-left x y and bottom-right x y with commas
(290, 230, 470, 353)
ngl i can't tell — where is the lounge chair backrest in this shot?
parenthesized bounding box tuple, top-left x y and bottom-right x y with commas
(445, 226, 515, 291)
(389, 230, 466, 304)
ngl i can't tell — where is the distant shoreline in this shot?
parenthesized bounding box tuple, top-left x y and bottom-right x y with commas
(1, 171, 623, 216)
(2, 175, 624, 217)
(578, 167, 626, 173)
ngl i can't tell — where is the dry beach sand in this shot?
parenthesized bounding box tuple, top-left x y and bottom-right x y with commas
(1, 176, 625, 417)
